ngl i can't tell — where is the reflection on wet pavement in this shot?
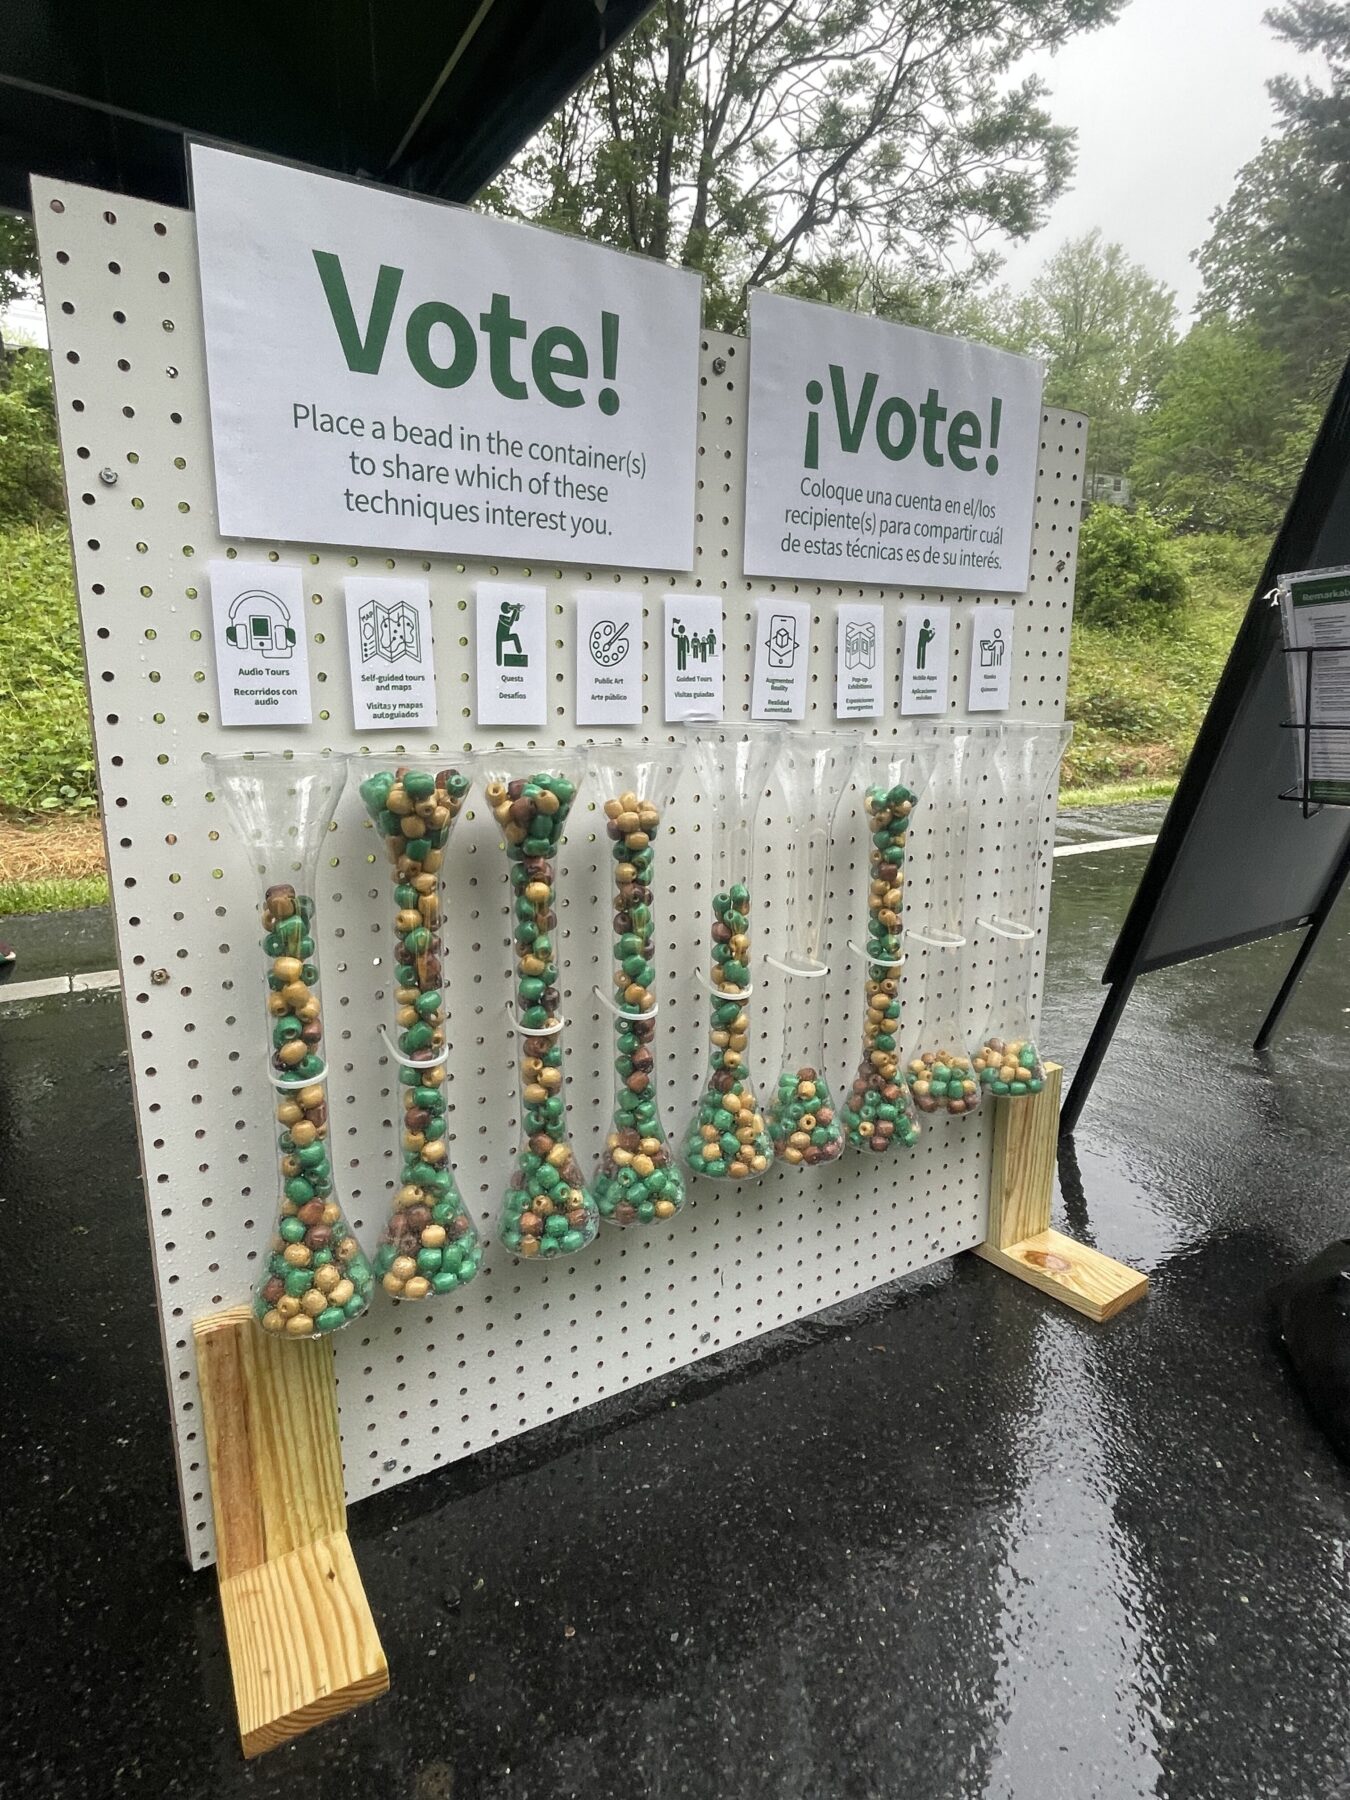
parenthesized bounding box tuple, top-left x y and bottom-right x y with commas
(0, 844, 1347, 1799)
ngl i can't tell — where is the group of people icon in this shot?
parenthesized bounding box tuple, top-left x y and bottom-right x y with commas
(671, 619, 718, 671)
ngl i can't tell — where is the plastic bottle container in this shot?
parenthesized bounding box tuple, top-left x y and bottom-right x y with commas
(842, 727, 940, 1153)
(209, 752, 374, 1338)
(763, 729, 861, 1167)
(973, 721, 1073, 1098)
(482, 753, 598, 1260)
(358, 764, 484, 1300)
(680, 723, 779, 1182)
(586, 743, 690, 1226)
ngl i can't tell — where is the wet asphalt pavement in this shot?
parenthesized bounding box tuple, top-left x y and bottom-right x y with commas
(1, 816, 1348, 1800)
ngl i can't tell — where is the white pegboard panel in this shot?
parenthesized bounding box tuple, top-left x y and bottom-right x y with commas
(33, 177, 1082, 1566)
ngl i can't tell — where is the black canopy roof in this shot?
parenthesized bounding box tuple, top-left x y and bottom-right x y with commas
(0, 0, 652, 214)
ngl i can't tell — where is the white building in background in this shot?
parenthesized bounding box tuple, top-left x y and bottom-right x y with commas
(1, 291, 48, 348)
(1087, 471, 1131, 507)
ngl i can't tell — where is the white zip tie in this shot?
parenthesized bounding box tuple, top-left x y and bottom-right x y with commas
(375, 1023, 452, 1069)
(592, 983, 660, 1022)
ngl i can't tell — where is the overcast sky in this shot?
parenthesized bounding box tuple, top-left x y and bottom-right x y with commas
(1002, 0, 1313, 311)
(0, 0, 1320, 348)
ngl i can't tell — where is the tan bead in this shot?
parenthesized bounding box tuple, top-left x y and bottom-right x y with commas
(285, 1314, 315, 1336)
(329, 1278, 355, 1307)
(283, 1243, 312, 1268)
(301, 1288, 327, 1317)
(277, 1295, 302, 1319)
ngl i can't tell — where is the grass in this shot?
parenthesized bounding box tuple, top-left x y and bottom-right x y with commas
(1058, 777, 1178, 810)
(1062, 533, 1263, 793)
(0, 874, 108, 917)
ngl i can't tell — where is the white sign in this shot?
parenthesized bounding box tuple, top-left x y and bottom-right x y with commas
(209, 560, 312, 727)
(663, 595, 724, 722)
(835, 603, 885, 719)
(1279, 566, 1350, 803)
(967, 604, 1014, 711)
(344, 576, 437, 730)
(476, 581, 547, 726)
(744, 291, 1044, 593)
(576, 592, 643, 726)
(901, 603, 950, 715)
(751, 597, 811, 719)
(190, 144, 702, 569)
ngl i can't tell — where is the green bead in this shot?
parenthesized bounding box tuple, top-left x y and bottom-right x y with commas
(316, 1306, 347, 1332)
(404, 770, 435, 800)
(280, 1217, 306, 1243)
(431, 1271, 459, 1293)
(284, 1269, 312, 1297)
(285, 1177, 313, 1205)
(417, 1247, 443, 1273)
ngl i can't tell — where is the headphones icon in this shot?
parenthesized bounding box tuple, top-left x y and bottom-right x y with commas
(224, 590, 297, 660)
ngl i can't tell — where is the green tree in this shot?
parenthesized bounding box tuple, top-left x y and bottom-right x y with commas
(1130, 317, 1318, 535)
(1197, 2, 1350, 394)
(1074, 502, 1188, 629)
(0, 211, 38, 311)
(1006, 230, 1177, 474)
(775, 252, 1014, 342)
(0, 345, 63, 527)
(486, 0, 1123, 328)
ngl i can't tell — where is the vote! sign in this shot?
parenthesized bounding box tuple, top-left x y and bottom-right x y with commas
(190, 145, 702, 569)
(743, 291, 1044, 594)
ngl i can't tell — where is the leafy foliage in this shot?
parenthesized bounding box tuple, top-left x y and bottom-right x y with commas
(0, 522, 95, 815)
(0, 212, 38, 312)
(1004, 230, 1177, 473)
(1064, 534, 1261, 789)
(0, 346, 63, 527)
(485, 0, 1122, 328)
(1073, 503, 1188, 629)
(1197, 1, 1350, 395)
(1130, 318, 1318, 535)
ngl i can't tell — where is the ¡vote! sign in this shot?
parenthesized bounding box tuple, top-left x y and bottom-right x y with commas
(743, 291, 1044, 594)
(190, 145, 702, 570)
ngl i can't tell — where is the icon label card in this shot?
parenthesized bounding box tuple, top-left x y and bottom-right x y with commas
(476, 580, 548, 725)
(209, 559, 313, 727)
(967, 604, 1014, 711)
(576, 592, 643, 725)
(344, 575, 437, 730)
(663, 594, 724, 722)
(751, 597, 812, 719)
(835, 603, 885, 718)
(900, 602, 951, 715)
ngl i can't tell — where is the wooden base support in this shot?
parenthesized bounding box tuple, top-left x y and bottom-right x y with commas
(195, 1306, 388, 1757)
(972, 1064, 1147, 1323)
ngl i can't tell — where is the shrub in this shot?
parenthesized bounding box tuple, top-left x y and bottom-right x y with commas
(1074, 503, 1189, 628)
(0, 521, 94, 814)
(0, 346, 63, 527)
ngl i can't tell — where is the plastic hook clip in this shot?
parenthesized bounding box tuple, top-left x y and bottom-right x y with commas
(591, 983, 659, 1023)
(375, 1023, 452, 1069)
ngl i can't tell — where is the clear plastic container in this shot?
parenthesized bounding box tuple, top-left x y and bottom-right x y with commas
(681, 724, 779, 1182)
(482, 753, 598, 1260)
(902, 723, 993, 1121)
(208, 752, 375, 1339)
(842, 728, 939, 1153)
(764, 730, 862, 1168)
(586, 744, 690, 1227)
(973, 721, 1073, 1098)
(358, 764, 485, 1300)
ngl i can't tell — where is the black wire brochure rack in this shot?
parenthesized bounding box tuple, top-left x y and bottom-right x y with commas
(1279, 642, 1350, 817)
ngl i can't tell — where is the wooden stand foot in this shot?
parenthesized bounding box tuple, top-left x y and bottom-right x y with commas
(195, 1306, 389, 1757)
(972, 1064, 1147, 1323)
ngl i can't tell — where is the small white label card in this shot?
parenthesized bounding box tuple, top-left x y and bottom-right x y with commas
(751, 597, 812, 720)
(209, 559, 312, 727)
(344, 575, 437, 730)
(967, 603, 1014, 711)
(900, 602, 951, 715)
(476, 580, 548, 726)
(576, 591, 643, 726)
(663, 593, 724, 722)
(835, 602, 885, 718)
